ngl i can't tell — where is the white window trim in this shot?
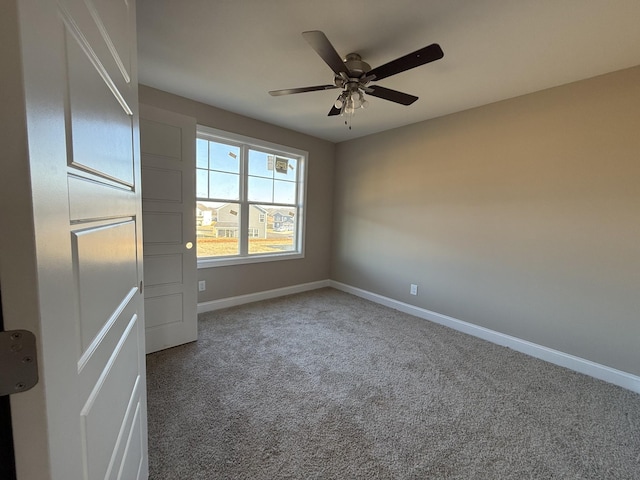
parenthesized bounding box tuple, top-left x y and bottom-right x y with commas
(196, 126, 308, 269)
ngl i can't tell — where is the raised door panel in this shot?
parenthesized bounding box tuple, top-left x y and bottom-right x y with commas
(81, 316, 142, 480)
(140, 119, 182, 159)
(142, 166, 183, 202)
(68, 175, 133, 221)
(89, 0, 132, 82)
(143, 213, 183, 244)
(144, 254, 183, 287)
(61, 0, 133, 91)
(65, 27, 135, 185)
(114, 402, 145, 480)
(145, 294, 184, 329)
(72, 221, 138, 353)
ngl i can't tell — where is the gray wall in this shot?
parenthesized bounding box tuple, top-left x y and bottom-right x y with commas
(139, 86, 335, 302)
(331, 66, 640, 376)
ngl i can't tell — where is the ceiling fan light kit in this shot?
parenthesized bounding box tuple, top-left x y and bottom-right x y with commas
(269, 30, 443, 129)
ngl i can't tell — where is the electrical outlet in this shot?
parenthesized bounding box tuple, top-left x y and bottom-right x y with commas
(410, 284, 418, 296)
(198, 280, 206, 292)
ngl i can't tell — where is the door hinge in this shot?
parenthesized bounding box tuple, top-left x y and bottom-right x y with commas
(0, 330, 38, 396)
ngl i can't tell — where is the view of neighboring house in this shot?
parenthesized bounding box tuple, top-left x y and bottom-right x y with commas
(196, 203, 214, 226)
(197, 202, 268, 238)
(272, 210, 295, 232)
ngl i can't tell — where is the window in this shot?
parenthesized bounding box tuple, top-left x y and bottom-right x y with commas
(196, 126, 307, 267)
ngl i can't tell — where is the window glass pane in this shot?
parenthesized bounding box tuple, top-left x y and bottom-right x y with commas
(196, 201, 239, 257)
(210, 142, 240, 173)
(196, 139, 208, 169)
(247, 176, 273, 202)
(274, 156, 297, 180)
(210, 171, 239, 200)
(274, 180, 296, 204)
(249, 205, 297, 255)
(196, 168, 208, 198)
(248, 150, 273, 178)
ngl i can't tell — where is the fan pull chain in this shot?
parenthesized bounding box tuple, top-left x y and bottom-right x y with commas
(345, 111, 353, 130)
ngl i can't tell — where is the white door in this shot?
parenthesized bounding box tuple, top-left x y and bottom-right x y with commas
(0, 0, 148, 479)
(140, 105, 198, 353)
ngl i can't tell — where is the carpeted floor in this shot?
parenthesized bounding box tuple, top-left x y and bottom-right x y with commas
(146, 288, 640, 479)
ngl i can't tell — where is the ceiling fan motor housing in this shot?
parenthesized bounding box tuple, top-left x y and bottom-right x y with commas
(334, 53, 372, 90)
(344, 53, 371, 77)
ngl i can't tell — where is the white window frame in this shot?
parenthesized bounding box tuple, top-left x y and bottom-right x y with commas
(197, 125, 308, 268)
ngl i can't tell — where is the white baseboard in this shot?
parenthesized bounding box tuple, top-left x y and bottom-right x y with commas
(330, 280, 640, 394)
(197, 279, 330, 314)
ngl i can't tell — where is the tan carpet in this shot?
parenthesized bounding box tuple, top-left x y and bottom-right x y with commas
(146, 288, 640, 479)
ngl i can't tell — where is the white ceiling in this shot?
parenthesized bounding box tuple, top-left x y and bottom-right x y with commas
(136, 0, 640, 143)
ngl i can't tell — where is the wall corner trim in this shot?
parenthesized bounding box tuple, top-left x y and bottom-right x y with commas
(197, 280, 331, 313)
(329, 280, 640, 394)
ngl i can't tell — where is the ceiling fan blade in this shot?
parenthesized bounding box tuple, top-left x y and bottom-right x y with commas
(302, 30, 350, 76)
(366, 85, 418, 105)
(328, 104, 342, 116)
(367, 43, 444, 82)
(269, 85, 338, 96)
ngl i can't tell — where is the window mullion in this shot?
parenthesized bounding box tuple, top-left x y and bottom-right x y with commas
(239, 144, 249, 256)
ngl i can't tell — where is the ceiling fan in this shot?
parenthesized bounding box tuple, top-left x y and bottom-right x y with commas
(269, 31, 444, 123)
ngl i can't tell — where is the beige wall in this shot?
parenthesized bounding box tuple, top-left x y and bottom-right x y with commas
(139, 86, 335, 302)
(331, 66, 640, 376)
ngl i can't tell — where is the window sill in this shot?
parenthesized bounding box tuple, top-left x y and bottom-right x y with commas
(197, 251, 304, 268)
